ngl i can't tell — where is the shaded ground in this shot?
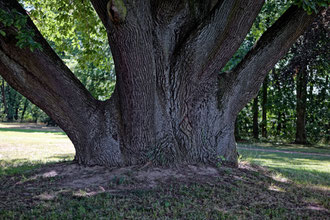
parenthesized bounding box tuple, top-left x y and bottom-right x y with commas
(0, 162, 329, 219)
(0, 123, 329, 218)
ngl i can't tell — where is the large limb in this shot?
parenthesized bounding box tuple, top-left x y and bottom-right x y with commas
(223, 5, 317, 115)
(174, 0, 264, 80)
(90, 0, 159, 163)
(0, 1, 100, 147)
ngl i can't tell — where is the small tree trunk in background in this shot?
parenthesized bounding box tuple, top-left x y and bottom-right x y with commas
(253, 96, 259, 140)
(262, 74, 268, 138)
(308, 80, 314, 125)
(273, 69, 282, 137)
(282, 112, 287, 130)
(14, 100, 20, 120)
(277, 114, 282, 136)
(321, 75, 329, 142)
(20, 98, 29, 122)
(320, 75, 328, 101)
(295, 67, 308, 144)
(5, 84, 14, 121)
(1, 78, 8, 117)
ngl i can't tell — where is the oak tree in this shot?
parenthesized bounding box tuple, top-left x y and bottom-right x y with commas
(0, 0, 323, 166)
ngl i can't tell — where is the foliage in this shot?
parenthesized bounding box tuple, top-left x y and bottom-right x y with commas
(235, 5, 329, 143)
(1, 0, 117, 123)
(222, 0, 291, 72)
(20, 0, 115, 100)
(0, 77, 50, 123)
(293, 0, 329, 14)
(0, 8, 41, 51)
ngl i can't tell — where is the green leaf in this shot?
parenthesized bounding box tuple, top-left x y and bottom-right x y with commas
(0, 30, 6, 36)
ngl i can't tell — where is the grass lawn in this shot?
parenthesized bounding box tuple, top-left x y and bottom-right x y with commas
(237, 144, 330, 188)
(0, 123, 329, 219)
(239, 141, 330, 154)
(0, 123, 74, 176)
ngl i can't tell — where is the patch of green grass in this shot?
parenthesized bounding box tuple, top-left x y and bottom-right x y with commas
(0, 127, 74, 176)
(238, 147, 330, 188)
(238, 142, 330, 154)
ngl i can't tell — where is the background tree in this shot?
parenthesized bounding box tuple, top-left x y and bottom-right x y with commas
(252, 96, 259, 140)
(288, 10, 329, 144)
(236, 8, 329, 144)
(261, 74, 268, 138)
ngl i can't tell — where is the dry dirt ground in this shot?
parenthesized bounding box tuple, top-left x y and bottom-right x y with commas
(0, 162, 329, 218)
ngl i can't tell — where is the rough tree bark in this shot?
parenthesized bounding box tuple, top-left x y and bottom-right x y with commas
(0, 0, 317, 167)
(294, 67, 308, 144)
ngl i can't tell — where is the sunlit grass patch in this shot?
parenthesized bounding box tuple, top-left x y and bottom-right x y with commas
(238, 147, 330, 188)
(238, 142, 330, 154)
(0, 126, 74, 176)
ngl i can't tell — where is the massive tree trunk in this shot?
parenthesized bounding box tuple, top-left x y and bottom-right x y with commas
(294, 67, 308, 144)
(0, 0, 316, 167)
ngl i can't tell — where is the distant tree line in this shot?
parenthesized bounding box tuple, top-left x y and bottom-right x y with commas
(236, 10, 329, 144)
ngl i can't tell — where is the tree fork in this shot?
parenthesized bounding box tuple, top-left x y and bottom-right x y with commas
(0, 0, 319, 167)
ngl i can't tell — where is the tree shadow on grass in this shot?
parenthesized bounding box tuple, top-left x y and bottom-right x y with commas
(0, 155, 74, 177)
(239, 150, 330, 186)
(46, 154, 74, 160)
(238, 143, 330, 154)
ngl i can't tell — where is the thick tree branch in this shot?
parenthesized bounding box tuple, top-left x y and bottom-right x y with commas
(89, 0, 109, 28)
(174, 0, 264, 80)
(0, 1, 97, 134)
(225, 5, 317, 115)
